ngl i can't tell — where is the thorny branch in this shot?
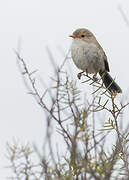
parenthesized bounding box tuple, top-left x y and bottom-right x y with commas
(7, 50, 129, 179)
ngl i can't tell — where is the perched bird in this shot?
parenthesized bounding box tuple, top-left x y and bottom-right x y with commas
(69, 28, 122, 94)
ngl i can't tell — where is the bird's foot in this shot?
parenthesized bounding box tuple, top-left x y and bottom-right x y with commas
(93, 74, 98, 82)
(77, 71, 84, 79)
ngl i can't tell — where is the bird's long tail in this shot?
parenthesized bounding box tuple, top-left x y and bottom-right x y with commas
(99, 71, 122, 94)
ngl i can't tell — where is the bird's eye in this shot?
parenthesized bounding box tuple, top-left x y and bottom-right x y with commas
(81, 35, 85, 37)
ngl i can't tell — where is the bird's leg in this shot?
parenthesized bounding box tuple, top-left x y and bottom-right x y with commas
(77, 71, 84, 79)
(93, 73, 98, 82)
(85, 69, 88, 76)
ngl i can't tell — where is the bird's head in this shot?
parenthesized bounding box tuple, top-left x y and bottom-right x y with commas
(69, 28, 94, 40)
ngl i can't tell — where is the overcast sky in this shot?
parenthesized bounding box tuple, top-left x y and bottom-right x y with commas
(0, 0, 129, 179)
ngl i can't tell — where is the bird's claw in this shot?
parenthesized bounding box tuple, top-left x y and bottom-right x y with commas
(77, 72, 84, 79)
(93, 74, 98, 82)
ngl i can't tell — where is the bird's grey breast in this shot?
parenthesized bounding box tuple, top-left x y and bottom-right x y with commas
(71, 39, 105, 73)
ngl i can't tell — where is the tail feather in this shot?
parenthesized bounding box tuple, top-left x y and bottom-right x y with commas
(99, 71, 122, 94)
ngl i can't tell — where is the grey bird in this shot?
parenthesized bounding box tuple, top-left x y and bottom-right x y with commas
(69, 28, 122, 94)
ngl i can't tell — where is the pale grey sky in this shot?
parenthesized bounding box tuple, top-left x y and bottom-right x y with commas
(0, 0, 129, 178)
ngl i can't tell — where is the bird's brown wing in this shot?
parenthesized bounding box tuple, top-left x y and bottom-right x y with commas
(104, 53, 110, 72)
(95, 39, 110, 72)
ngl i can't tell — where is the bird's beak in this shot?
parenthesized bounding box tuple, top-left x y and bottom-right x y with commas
(69, 34, 76, 39)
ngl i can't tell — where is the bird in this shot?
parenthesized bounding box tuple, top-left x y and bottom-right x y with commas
(69, 28, 122, 94)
